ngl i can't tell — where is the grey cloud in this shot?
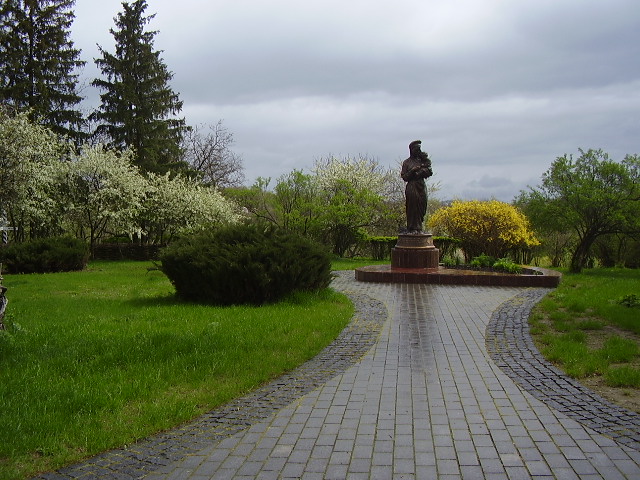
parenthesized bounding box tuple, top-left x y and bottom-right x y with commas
(72, 0, 640, 202)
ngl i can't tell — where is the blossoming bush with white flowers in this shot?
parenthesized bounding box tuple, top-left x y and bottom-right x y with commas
(143, 172, 240, 244)
(0, 110, 67, 239)
(0, 112, 240, 249)
(55, 145, 148, 250)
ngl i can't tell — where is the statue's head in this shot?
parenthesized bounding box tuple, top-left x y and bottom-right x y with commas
(409, 140, 422, 156)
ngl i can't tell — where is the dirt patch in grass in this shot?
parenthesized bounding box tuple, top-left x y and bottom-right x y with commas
(581, 325, 640, 413)
(531, 316, 640, 413)
(580, 375, 640, 413)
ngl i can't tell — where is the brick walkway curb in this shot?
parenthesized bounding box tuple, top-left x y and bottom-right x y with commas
(486, 288, 640, 451)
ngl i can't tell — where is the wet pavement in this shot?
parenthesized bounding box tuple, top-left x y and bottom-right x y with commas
(40, 272, 640, 479)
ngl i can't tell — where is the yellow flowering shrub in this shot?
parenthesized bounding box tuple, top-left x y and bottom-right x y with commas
(428, 200, 540, 260)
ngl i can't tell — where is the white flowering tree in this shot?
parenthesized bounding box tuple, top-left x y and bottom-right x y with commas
(0, 110, 66, 240)
(57, 144, 148, 251)
(313, 155, 396, 197)
(143, 172, 240, 244)
(312, 155, 400, 255)
(1, 112, 242, 250)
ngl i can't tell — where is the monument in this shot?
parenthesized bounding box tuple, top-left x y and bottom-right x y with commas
(391, 140, 440, 269)
(354, 140, 560, 286)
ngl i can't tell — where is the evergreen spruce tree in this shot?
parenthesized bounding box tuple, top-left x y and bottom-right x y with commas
(91, 0, 188, 174)
(0, 0, 86, 141)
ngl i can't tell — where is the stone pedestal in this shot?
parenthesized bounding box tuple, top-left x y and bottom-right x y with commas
(391, 233, 440, 269)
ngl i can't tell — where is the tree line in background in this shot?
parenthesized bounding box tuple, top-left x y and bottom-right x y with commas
(1, 1, 639, 273)
(0, 109, 413, 257)
(0, 0, 242, 183)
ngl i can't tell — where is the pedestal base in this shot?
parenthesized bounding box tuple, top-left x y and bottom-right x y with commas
(391, 233, 440, 269)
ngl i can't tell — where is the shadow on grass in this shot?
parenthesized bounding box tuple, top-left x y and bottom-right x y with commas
(126, 292, 187, 308)
(125, 292, 249, 309)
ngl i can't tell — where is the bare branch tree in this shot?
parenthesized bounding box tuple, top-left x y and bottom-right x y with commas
(182, 121, 244, 188)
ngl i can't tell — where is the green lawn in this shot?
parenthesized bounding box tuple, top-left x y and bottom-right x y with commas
(0, 261, 354, 480)
(530, 268, 640, 388)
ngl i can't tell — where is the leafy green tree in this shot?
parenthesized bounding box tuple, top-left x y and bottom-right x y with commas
(312, 156, 395, 255)
(315, 179, 385, 256)
(592, 233, 640, 268)
(227, 172, 320, 236)
(0, 0, 85, 141)
(91, 0, 187, 174)
(231, 156, 399, 256)
(224, 177, 278, 225)
(272, 170, 319, 235)
(517, 149, 640, 273)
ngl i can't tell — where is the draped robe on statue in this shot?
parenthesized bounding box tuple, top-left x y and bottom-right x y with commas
(400, 152, 431, 233)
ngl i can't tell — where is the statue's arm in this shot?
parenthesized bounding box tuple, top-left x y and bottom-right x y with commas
(401, 161, 417, 181)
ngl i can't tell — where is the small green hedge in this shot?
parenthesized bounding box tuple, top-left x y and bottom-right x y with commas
(433, 236, 461, 259)
(0, 237, 89, 273)
(366, 235, 461, 261)
(367, 236, 397, 260)
(160, 224, 333, 305)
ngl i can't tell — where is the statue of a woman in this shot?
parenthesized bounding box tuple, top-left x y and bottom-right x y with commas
(400, 140, 433, 233)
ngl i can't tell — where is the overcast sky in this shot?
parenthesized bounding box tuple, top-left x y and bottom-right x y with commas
(71, 0, 640, 201)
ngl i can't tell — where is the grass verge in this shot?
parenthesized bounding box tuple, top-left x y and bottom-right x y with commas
(529, 268, 640, 411)
(0, 261, 353, 480)
(331, 257, 389, 271)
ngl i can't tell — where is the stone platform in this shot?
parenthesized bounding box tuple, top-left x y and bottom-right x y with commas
(360, 232, 562, 287)
(355, 265, 562, 287)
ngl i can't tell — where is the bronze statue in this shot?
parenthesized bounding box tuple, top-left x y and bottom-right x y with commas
(400, 140, 432, 233)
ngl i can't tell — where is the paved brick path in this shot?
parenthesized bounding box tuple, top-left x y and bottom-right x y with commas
(40, 272, 640, 479)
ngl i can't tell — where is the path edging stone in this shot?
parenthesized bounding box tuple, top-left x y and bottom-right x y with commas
(486, 288, 640, 451)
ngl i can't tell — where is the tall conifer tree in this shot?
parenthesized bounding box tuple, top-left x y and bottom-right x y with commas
(0, 0, 85, 141)
(91, 0, 187, 174)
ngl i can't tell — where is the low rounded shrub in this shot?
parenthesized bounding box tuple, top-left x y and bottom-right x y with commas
(0, 236, 89, 273)
(160, 224, 333, 305)
(470, 254, 495, 268)
(492, 257, 523, 274)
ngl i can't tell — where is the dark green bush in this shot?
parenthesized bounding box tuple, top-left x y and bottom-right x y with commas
(0, 237, 89, 273)
(617, 294, 640, 308)
(492, 257, 523, 274)
(160, 224, 333, 305)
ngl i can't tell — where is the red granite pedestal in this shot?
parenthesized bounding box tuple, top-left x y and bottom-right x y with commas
(391, 233, 440, 269)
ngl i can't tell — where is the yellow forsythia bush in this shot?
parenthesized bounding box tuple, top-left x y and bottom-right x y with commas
(428, 200, 540, 260)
